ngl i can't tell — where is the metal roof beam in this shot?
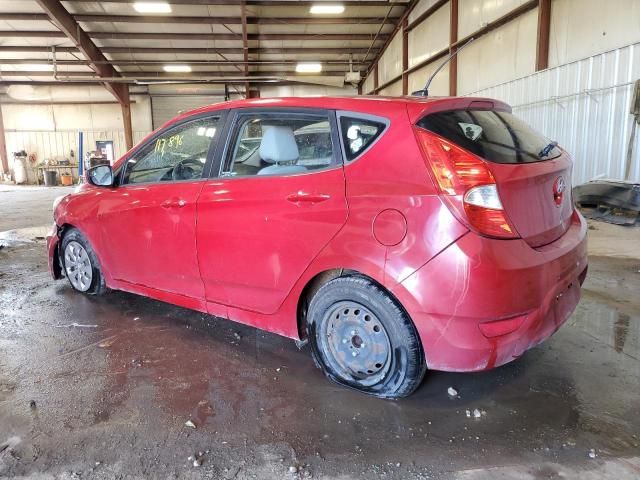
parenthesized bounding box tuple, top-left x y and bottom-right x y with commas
(31, 0, 128, 104)
(1, 70, 353, 78)
(0, 46, 380, 56)
(0, 30, 388, 41)
(0, 12, 398, 24)
(34, 0, 133, 148)
(66, 0, 408, 5)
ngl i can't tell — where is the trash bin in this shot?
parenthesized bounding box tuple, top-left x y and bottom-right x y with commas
(44, 170, 58, 186)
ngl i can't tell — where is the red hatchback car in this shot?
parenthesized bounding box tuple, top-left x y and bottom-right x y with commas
(48, 96, 588, 398)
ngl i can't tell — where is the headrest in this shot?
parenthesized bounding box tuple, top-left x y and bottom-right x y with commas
(259, 125, 299, 164)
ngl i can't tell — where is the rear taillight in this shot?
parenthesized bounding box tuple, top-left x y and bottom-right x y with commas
(414, 127, 519, 239)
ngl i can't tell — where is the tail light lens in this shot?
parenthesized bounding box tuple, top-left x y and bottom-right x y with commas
(414, 127, 519, 239)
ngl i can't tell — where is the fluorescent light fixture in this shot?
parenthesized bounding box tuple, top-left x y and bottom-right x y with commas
(197, 127, 216, 138)
(163, 64, 192, 73)
(133, 2, 172, 14)
(295, 62, 322, 73)
(310, 4, 345, 14)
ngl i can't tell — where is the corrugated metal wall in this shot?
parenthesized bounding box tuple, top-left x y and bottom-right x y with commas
(5, 130, 148, 182)
(469, 43, 640, 185)
(5, 130, 147, 163)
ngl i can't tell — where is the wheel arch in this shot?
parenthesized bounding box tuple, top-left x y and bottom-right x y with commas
(57, 222, 112, 289)
(52, 223, 78, 278)
(296, 268, 420, 351)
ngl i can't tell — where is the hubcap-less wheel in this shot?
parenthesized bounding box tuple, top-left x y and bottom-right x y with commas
(64, 241, 93, 292)
(318, 301, 392, 387)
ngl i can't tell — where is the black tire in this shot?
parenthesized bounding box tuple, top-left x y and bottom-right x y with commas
(60, 228, 108, 295)
(307, 275, 426, 399)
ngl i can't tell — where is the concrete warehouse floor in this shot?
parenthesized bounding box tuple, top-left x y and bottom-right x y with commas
(0, 186, 639, 479)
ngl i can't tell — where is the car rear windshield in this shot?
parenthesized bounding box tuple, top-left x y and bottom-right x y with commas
(417, 109, 561, 164)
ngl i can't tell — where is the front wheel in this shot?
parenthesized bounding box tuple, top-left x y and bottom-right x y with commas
(307, 276, 426, 399)
(61, 228, 108, 295)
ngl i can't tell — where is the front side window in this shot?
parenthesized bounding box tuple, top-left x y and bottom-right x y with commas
(122, 116, 219, 184)
(225, 114, 335, 177)
(339, 116, 387, 161)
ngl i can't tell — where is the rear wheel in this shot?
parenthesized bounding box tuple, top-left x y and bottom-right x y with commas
(61, 228, 108, 295)
(307, 275, 426, 398)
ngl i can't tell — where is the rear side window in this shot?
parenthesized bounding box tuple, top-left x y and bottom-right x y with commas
(417, 110, 561, 164)
(339, 116, 387, 161)
(224, 114, 335, 177)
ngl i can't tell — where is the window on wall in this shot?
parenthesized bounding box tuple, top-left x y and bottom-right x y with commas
(339, 116, 387, 161)
(225, 114, 335, 177)
(122, 116, 219, 184)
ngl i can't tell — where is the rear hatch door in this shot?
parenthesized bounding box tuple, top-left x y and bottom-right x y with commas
(418, 108, 573, 247)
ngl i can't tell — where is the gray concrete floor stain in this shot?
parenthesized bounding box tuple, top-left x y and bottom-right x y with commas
(0, 187, 639, 479)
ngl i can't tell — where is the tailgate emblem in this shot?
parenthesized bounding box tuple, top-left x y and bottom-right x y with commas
(553, 176, 566, 206)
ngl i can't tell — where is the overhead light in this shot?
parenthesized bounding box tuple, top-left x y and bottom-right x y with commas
(310, 4, 345, 14)
(163, 64, 192, 73)
(133, 2, 172, 14)
(295, 62, 322, 73)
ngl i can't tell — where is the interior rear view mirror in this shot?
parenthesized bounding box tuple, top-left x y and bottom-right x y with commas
(87, 165, 114, 187)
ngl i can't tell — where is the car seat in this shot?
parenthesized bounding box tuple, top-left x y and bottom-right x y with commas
(257, 125, 307, 176)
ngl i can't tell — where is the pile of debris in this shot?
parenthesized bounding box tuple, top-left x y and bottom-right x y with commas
(573, 180, 640, 226)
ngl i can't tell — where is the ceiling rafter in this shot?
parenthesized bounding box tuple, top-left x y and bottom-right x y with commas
(0, 70, 354, 78)
(24, 1, 130, 102)
(64, 0, 408, 5)
(0, 30, 389, 41)
(0, 12, 399, 25)
(0, 46, 381, 55)
(0, 0, 411, 90)
(0, 59, 367, 66)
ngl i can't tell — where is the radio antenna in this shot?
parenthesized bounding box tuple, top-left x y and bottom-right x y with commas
(412, 37, 476, 97)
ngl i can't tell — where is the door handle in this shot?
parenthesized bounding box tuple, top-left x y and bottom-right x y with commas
(286, 192, 331, 204)
(161, 198, 187, 209)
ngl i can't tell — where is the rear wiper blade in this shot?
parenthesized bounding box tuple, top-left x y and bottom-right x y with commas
(538, 141, 558, 158)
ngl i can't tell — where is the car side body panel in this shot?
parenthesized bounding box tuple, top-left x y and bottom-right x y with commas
(47, 95, 588, 374)
(96, 180, 206, 299)
(211, 102, 470, 338)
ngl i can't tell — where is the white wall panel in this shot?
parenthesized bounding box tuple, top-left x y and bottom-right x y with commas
(378, 32, 403, 86)
(408, 0, 443, 24)
(408, 2, 450, 68)
(408, 61, 450, 96)
(1, 99, 152, 132)
(549, 0, 640, 67)
(362, 73, 375, 95)
(457, 8, 537, 95)
(459, 0, 530, 39)
(468, 43, 640, 185)
(379, 80, 403, 97)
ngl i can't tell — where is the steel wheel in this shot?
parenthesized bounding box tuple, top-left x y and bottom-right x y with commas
(63, 241, 93, 292)
(318, 301, 392, 387)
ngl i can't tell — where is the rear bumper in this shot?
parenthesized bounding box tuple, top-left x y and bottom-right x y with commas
(46, 223, 62, 280)
(393, 210, 588, 372)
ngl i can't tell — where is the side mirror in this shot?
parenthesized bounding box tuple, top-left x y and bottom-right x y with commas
(87, 165, 114, 187)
